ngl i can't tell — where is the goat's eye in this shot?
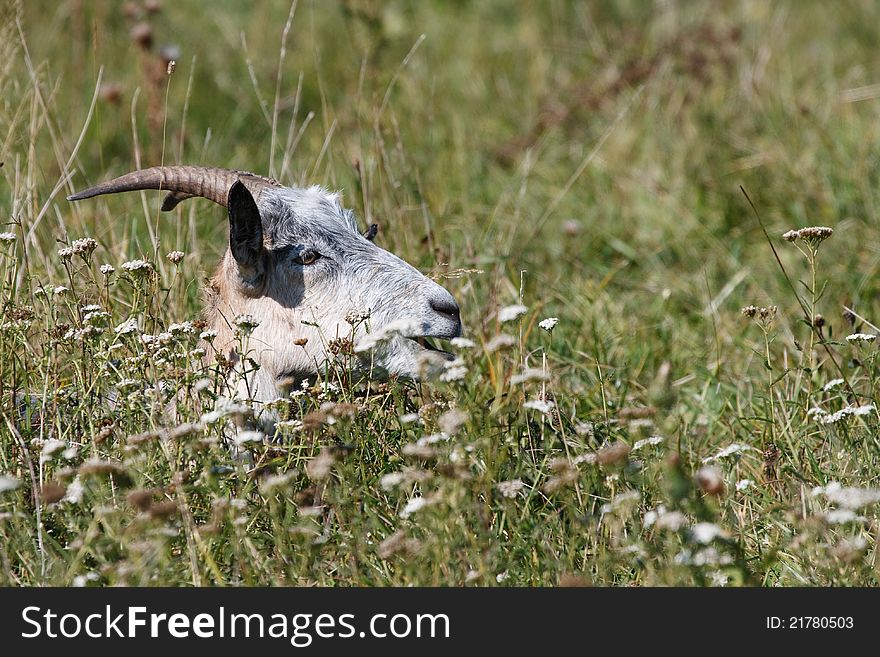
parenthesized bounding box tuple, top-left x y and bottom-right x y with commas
(295, 250, 321, 265)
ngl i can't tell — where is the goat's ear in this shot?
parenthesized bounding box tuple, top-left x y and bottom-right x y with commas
(227, 181, 264, 274)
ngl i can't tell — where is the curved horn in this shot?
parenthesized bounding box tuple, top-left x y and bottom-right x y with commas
(66, 166, 281, 211)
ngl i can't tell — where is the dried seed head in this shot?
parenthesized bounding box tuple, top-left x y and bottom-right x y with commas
(293, 337, 308, 347)
(130, 22, 153, 49)
(597, 441, 630, 466)
(126, 488, 157, 511)
(147, 500, 178, 520)
(741, 305, 758, 318)
(40, 481, 67, 504)
(306, 448, 336, 482)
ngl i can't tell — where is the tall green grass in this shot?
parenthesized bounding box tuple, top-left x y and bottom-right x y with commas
(3, 0, 880, 585)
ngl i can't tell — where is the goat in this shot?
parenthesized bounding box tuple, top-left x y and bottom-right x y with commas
(67, 166, 462, 408)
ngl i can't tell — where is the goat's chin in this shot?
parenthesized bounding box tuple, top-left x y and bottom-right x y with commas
(356, 335, 452, 380)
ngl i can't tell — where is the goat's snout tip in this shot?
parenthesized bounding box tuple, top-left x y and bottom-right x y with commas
(430, 296, 460, 321)
(429, 295, 462, 337)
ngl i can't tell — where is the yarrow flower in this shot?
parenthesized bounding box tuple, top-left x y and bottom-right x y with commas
(57, 247, 74, 261)
(812, 481, 880, 510)
(485, 334, 516, 352)
(702, 443, 756, 463)
(71, 237, 98, 256)
(538, 317, 558, 332)
(812, 403, 876, 425)
(498, 304, 528, 323)
(632, 435, 665, 452)
(166, 250, 185, 264)
(496, 479, 525, 498)
(400, 496, 430, 519)
(114, 318, 140, 335)
(846, 333, 876, 343)
(741, 305, 777, 322)
(100, 264, 115, 276)
(782, 225, 833, 248)
(523, 399, 555, 414)
(121, 259, 154, 274)
(234, 314, 261, 335)
(0, 232, 15, 243)
(344, 308, 371, 325)
(822, 378, 845, 392)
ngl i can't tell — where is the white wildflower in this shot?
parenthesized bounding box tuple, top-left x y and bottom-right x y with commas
(823, 509, 864, 524)
(99, 264, 115, 276)
(199, 329, 217, 341)
(400, 496, 429, 519)
(438, 409, 468, 435)
(450, 337, 475, 349)
(72, 572, 99, 587)
(0, 475, 21, 493)
(538, 317, 559, 332)
(846, 333, 876, 343)
(510, 367, 549, 384)
(702, 443, 756, 462)
(344, 308, 371, 325)
(690, 522, 728, 544)
(233, 430, 265, 447)
(643, 505, 685, 531)
(121, 259, 153, 273)
(497, 304, 528, 323)
(440, 365, 468, 382)
(200, 398, 252, 424)
(53, 286, 69, 296)
(817, 404, 875, 424)
(57, 247, 74, 260)
(497, 479, 524, 498)
(600, 490, 641, 515)
(71, 237, 98, 255)
(812, 481, 880, 509)
(114, 318, 139, 335)
(632, 435, 665, 452)
(0, 232, 16, 243)
(485, 334, 516, 352)
(168, 321, 195, 335)
(40, 439, 67, 463)
(822, 378, 845, 392)
(523, 399, 554, 414)
(63, 477, 84, 504)
(380, 472, 406, 491)
(166, 250, 185, 264)
(573, 452, 597, 465)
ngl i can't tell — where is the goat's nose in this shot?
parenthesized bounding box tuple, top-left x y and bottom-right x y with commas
(430, 296, 461, 323)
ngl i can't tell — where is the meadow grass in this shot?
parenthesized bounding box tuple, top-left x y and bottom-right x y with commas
(4, 0, 880, 586)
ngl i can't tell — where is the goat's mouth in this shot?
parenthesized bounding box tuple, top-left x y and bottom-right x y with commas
(406, 336, 454, 360)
